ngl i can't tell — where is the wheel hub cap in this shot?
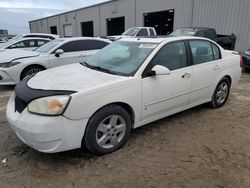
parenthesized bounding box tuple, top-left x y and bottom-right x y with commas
(96, 115, 126, 149)
(216, 82, 229, 104)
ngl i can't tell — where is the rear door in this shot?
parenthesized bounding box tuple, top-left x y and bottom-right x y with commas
(188, 40, 222, 104)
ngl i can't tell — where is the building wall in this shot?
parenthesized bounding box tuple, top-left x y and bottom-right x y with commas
(30, 22, 39, 33)
(29, 0, 250, 50)
(59, 12, 77, 37)
(99, 0, 136, 36)
(47, 16, 60, 35)
(135, 0, 193, 29)
(192, 0, 250, 51)
(76, 6, 100, 37)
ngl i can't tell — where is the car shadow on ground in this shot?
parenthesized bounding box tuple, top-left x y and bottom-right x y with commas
(14, 103, 210, 166)
(0, 85, 15, 92)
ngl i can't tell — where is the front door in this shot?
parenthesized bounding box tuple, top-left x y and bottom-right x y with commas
(142, 41, 192, 120)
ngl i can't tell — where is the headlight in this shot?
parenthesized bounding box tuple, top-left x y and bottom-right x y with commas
(0, 61, 20, 68)
(28, 95, 71, 115)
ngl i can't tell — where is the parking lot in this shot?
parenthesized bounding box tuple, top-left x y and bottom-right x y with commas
(0, 72, 249, 188)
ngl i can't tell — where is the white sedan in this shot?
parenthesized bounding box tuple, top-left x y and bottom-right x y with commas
(7, 36, 242, 155)
(0, 37, 111, 85)
(0, 37, 50, 52)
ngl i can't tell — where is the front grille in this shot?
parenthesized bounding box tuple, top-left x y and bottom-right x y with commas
(15, 96, 27, 113)
(0, 75, 2, 80)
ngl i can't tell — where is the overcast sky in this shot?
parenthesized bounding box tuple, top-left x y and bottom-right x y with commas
(0, 0, 107, 35)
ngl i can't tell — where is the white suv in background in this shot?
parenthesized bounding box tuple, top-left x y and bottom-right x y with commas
(0, 37, 111, 85)
(0, 37, 51, 52)
(8, 33, 59, 41)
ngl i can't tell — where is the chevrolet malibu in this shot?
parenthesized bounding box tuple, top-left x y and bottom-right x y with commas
(6, 36, 242, 155)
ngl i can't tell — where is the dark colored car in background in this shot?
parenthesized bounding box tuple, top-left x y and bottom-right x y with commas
(242, 49, 250, 71)
(171, 27, 236, 50)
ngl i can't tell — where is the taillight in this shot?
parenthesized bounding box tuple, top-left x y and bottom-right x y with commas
(240, 56, 244, 68)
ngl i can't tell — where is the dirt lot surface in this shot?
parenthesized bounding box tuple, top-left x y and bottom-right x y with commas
(0, 73, 250, 188)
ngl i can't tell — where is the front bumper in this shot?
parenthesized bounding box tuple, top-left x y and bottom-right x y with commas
(6, 94, 88, 153)
(0, 69, 16, 85)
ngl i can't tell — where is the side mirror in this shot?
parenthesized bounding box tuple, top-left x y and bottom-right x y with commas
(55, 49, 64, 57)
(148, 65, 170, 76)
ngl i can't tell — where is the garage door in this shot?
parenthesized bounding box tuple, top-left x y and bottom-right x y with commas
(63, 24, 73, 37)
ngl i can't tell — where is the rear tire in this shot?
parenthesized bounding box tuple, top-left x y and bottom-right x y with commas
(83, 105, 131, 156)
(20, 65, 45, 80)
(210, 78, 231, 108)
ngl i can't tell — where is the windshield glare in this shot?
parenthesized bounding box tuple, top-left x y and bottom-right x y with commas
(86, 41, 157, 76)
(171, 29, 196, 36)
(122, 28, 139, 36)
(35, 39, 64, 53)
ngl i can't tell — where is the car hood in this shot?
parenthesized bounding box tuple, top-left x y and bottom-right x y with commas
(0, 49, 40, 63)
(27, 63, 129, 92)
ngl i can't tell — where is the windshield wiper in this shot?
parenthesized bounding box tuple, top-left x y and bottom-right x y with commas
(80, 62, 119, 75)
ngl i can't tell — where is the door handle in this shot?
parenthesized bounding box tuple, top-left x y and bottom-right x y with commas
(182, 73, 192, 79)
(213, 65, 220, 70)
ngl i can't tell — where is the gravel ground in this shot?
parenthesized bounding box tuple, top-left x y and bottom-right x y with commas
(0, 73, 250, 188)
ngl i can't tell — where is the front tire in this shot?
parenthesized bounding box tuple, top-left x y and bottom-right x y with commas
(210, 78, 231, 108)
(83, 105, 131, 155)
(20, 65, 45, 80)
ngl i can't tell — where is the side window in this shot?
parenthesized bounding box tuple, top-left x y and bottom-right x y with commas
(29, 40, 36, 47)
(37, 40, 48, 47)
(10, 40, 36, 48)
(12, 41, 25, 48)
(212, 43, 221, 60)
(189, 40, 214, 64)
(196, 30, 205, 37)
(59, 41, 80, 53)
(205, 30, 216, 41)
(58, 40, 109, 53)
(149, 29, 155, 36)
(151, 41, 187, 71)
(136, 29, 149, 37)
(83, 40, 109, 50)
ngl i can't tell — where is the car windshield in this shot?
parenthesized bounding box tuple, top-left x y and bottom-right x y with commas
(35, 39, 64, 53)
(171, 29, 196, 36)
(122, 28, 140, 36)
(0, 39, 17, 48)
(8, 35, 22, 42)
(84, 41, 157, 76)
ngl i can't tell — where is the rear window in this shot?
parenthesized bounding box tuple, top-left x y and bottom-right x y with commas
(136, 29, 149, 37)
(149, 29, 156, 36)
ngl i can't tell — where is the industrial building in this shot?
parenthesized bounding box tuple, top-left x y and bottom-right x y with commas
(0, 29, 8, 36)
(29, 0, 250, 51)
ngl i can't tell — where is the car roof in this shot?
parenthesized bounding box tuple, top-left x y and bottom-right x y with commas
(119, 36, 209, 44)
(22, 33, 59, 37)
(18, 37, 51, 41)
(177, 27, 214, 31)
(60, 37, 112, 43)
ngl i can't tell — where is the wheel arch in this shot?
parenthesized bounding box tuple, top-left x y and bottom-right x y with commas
(20, 64, 46, 80)
(88, 102, 135, 126)
(223, 75, 232, 86)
